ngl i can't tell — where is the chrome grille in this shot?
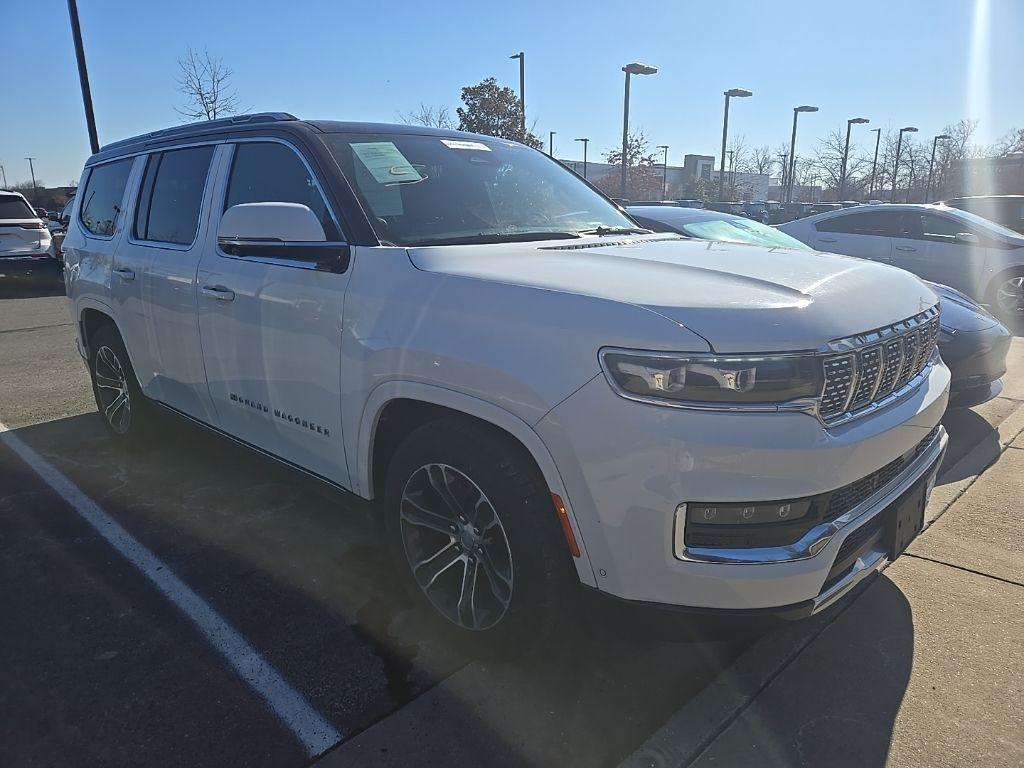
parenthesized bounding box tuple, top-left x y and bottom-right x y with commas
(819, 306, 940, 425)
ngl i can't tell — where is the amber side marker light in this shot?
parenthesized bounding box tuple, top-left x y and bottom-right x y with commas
(551, 493, 581, 558)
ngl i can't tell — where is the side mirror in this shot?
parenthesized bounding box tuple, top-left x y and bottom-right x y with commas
(954, 232, 980, 245)
(218, 202, 326, 243)
(217, 202, 348, 271)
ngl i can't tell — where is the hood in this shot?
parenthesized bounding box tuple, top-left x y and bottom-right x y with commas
(407, 235, 939, 353)
(925, 281, 1001, 333)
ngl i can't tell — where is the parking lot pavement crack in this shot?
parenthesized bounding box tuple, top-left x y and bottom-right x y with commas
(902, 553, 1024, 589)
(0, 322, 75, 335)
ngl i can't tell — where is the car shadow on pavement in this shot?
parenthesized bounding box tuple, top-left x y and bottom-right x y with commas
(939, 406, 1000, 482)
(0, 270, 65, 300)
(3, 410, 757, 768)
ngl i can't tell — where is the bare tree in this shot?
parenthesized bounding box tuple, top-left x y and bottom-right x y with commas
(747, 144, 774, 176)
(727, 134, 749, 175)
(176, 48, 242, 122)
(399, 103, 456, 129)
(812, 129, 871, 200)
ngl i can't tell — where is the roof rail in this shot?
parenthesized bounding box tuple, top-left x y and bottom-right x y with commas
(98, 112, 299, 153)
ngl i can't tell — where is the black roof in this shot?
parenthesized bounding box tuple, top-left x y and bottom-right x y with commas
(87, 112, 498, 166)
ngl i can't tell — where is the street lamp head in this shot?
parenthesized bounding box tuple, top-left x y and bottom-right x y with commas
(795, 105, 819, 113)
(849, 117, 870, 125)
(901, 126, 919, 133)
(725, 88, 752, 98)
(623, 62, 658, 75)
(509, 52, 523, 59)
(574, 137, 589, 142)
(656, 144, 669, 150)
(936, 134, 952, 140)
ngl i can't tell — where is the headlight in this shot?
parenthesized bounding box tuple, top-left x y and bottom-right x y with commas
(600, 349, 821, 405)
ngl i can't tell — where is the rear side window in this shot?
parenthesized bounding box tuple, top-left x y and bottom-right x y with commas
(134, 145, 215, 245)
(79, 159, 133, 236)
(0, 194, 35, 219)
(224, 142, 340, 240)
(815, 211, 899, 236)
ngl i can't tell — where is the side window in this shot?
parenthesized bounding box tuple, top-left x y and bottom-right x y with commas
(815, 211, 898, 236)
(896, 213, 924, 240)
(79, 158, 133, 236)
(921, 214, 969, 240)
(224, 142, 340, 240)
(133, 146, 214, 245)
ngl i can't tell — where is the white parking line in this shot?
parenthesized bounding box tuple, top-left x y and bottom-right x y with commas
(0, 421, 343, 758)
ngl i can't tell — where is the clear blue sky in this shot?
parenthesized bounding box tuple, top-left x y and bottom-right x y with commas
(3, 0, 1022, 187)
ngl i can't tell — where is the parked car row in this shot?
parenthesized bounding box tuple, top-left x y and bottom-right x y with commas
(628, 198, 863, 225)
(63, 114, 952, 653)
(628, 205, 1012, 408)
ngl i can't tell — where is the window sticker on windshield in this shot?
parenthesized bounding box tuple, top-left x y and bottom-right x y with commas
(351, 142, 423, 185)
(440, 139, 492, 152)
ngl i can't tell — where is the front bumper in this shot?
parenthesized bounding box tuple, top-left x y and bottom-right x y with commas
(537, 359, 950, 612)
(941, 323, 1011, 404)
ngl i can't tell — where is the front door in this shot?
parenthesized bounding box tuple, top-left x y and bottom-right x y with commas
(890, 212, 987, 296)
(812, 209, 899, 264)
(196, 140, 353, 486)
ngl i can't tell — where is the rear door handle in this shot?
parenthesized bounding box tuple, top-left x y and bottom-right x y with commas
(895, 245, 917, 252)
(818, 237, 838, 243)
(201, 285, 235, 302)
(113, 268, 135, 281)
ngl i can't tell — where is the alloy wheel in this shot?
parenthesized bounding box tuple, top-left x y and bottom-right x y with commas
(94, 345, 131, 434)
(399, 463, 514, 631)
(995, 276, 1024, 315)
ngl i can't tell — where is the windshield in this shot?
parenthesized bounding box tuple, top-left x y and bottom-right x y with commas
(946, 206, 1023, 240)
(324, 133, 635, 246)
(682, 217, 812, 250)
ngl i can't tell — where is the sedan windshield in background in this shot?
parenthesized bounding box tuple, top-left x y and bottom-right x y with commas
(324, 133, 635, 246)
(681, 217, 812, 250)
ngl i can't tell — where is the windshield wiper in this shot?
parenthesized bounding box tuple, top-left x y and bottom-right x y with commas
(406, 231, 582, 246)
(578, 226, 653, 236)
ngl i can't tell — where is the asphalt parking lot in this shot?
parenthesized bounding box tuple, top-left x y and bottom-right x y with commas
(1, 272, 1021, 768)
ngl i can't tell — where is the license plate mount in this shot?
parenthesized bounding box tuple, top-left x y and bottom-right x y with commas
(885, 477, 928, 559)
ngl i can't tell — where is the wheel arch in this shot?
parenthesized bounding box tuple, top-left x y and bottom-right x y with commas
(355, 381, 597, 586)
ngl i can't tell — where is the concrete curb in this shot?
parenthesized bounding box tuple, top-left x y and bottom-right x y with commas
(620, 399, 1024, 768)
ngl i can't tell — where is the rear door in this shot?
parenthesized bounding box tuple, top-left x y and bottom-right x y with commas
(812, 209, 899, 263)
(122, 143, 222, 421)
(196, 139, 353, 486)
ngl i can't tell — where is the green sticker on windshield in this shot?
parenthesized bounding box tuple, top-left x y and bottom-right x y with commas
(351, 142, 422, 185)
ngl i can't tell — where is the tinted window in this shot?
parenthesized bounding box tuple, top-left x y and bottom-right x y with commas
(0, 194, 36, 219)
(79, 159, 133, 236)
(921, 214, 967, 239)
(134, 146, 214, 245)
(815, 210, 899, 235)
(225, 142, 340, 240)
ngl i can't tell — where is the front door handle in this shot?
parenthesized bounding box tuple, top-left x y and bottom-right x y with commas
(895, 245, 917, 252)
(818, 237, 838, 243)
(201, 285, 235, 302)
(113, 268, 135, 281)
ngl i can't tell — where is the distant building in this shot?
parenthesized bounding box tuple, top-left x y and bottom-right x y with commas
(952, 153, 1024, 196)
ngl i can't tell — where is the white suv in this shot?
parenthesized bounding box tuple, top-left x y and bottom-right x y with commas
(1, 190, 54, 273)
(64, 114, 949, 651)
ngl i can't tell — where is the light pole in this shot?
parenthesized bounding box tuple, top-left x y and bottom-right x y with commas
(786, 105, 818, 202)
(839, 117, 870, 201)
(0, 164, 7, 190)
(25, 157, 38, 201)
(925, 134, 952, 202)
(657, 145, 669, 199)
(718, 88, 752, 202)
(575, 138, 589, 179)
(509, 52, 525, 139)
(67, 0, 100, 154)
(620, 62, 658, 198)
(868, 128, 882, 198)
(890, 126, 918, 203)
(777, 152, 788, 200)
(549, 131, 556, 158)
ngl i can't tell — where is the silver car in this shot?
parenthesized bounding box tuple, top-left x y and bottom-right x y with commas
(778, 204, 1024, 321)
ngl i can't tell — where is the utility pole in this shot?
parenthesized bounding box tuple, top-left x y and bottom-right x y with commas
(575, 138, 589, 180)
(657, 145, 669, 199)
(0, 164, 7, 190)
(548, 131, 556, 158)
(67, 0, 100, 154)
(25, 158, 38, 201)
(509, 52, 525, 139)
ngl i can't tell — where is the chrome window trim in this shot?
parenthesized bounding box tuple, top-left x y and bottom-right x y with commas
(677, 425, 947, 565)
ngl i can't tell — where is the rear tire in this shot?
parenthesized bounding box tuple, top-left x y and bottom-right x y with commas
(88, 323, 153, 442)
(383, 416, 576, 657)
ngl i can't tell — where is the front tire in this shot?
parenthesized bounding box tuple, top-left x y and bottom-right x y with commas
(988, 268, 1024, 324)
(88, 323, 152, 441)
(383, 417, 575, 656)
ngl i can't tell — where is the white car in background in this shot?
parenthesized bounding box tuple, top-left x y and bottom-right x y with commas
(0, 190, 55, 274)
(779, 204, 1024, 322)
